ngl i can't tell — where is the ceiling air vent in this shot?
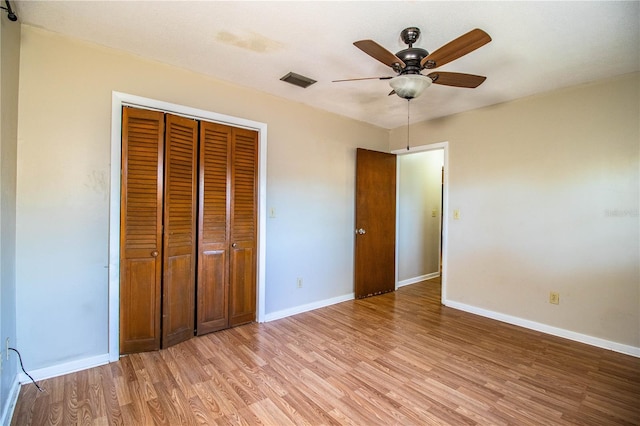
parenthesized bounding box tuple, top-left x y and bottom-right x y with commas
(280, 72, 317, 88)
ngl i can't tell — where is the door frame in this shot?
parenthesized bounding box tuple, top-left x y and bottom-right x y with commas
(108, 92, 267, 361)
(391, 141, 449, 304)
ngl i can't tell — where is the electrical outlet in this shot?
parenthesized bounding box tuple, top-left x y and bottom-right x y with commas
(297, 277, 303, 288)
(549, 291, 560, 305)
(453, 209, 461, 220)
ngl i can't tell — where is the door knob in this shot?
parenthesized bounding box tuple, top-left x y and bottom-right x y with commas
(151, 251, 159, 257)
(356, 228, 366, 235)
(232, 243, 237, 248)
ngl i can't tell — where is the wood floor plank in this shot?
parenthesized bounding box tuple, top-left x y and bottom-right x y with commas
(247, 398, 294, 425)
(281, 388, 340, 426)
(152, 381, 197, 425)
(10, 278, 640, 425)
(121, 378, 153, 424)
(247, 376, 306, 425)
(191, 380, 233, 418)
(62, 374, 79, 425)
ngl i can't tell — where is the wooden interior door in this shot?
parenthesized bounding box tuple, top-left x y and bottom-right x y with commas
(161, 114, 198, 348)
(197, 122, 231, 335)
(354, 148, 396, 298)
(229, 127, 258, 326)
(120, 107, 164, 354)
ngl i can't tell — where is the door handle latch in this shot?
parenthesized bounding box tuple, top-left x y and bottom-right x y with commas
(355, 228, 366, 235)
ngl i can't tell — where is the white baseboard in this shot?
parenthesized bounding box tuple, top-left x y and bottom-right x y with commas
(397, 272, 440, 288)
(264, 293, 355, 322)
(265, 275, 443, 323)
(1, 376, 20, 426)
(444, 299, 640, 358)
(18, 353, 110, 384)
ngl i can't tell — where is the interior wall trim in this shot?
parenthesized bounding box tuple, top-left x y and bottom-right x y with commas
(397, 272, 440, 288)
(17, 354, 110, 384)
(109, 91, 268, 361)
(264, 293, 355, 323)
(0, 377, 20, 426)
(444, 299, 640, 358)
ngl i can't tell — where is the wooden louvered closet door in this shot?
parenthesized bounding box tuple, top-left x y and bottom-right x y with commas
(121, 107, 258, 354)
(162, 114, 198, 348)
(197, 122, 231, 334)
(229, 127, 258, 326)
(197, 123, 258, 333)
(120, 107, 164, 354)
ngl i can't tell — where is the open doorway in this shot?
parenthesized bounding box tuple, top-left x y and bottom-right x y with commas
(393, 142, 448, 303)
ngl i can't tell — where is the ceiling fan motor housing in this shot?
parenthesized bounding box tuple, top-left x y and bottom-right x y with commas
(395, 47, 429, 75)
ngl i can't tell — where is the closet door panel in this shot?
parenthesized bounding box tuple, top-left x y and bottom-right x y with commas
(229, 128, 258, 327)
(163, 254, 193, 347)
(198, 250, 228, 333)
(122, 259, 159, 348)
(120, 107, 164, 354)
(197, 122, 231, 334)
(162, 114, 198, 348)
(229, 245, 256, 326)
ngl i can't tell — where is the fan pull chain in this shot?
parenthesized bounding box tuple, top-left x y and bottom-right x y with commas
(406, 99, 411, 151)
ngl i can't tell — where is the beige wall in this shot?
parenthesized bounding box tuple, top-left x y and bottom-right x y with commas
(391, 73, 640, 349)
(16, 26, 388, 370)
(0, 11, 20, 422)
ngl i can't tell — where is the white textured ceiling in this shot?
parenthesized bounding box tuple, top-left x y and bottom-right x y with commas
(12, 1, 640, 129)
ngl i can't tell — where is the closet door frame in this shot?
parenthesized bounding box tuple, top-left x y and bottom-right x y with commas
(108, 92, 267, 361)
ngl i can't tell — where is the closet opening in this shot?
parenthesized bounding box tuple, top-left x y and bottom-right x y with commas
(108, 93, 267, 359)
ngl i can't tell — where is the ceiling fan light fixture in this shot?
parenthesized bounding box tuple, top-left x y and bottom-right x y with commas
(389, 74, 432, 99)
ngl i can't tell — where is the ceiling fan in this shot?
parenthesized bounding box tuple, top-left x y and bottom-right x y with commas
(334, 27, 492, 99)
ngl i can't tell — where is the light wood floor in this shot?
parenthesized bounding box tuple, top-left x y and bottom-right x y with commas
(11, 278, 640, 425)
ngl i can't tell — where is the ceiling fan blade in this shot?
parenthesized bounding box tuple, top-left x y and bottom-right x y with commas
(354, 40, 406, 69)
(332, 76, 393, 82)
(428, 72, 486, 88)
(421, 28, 491, 69)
